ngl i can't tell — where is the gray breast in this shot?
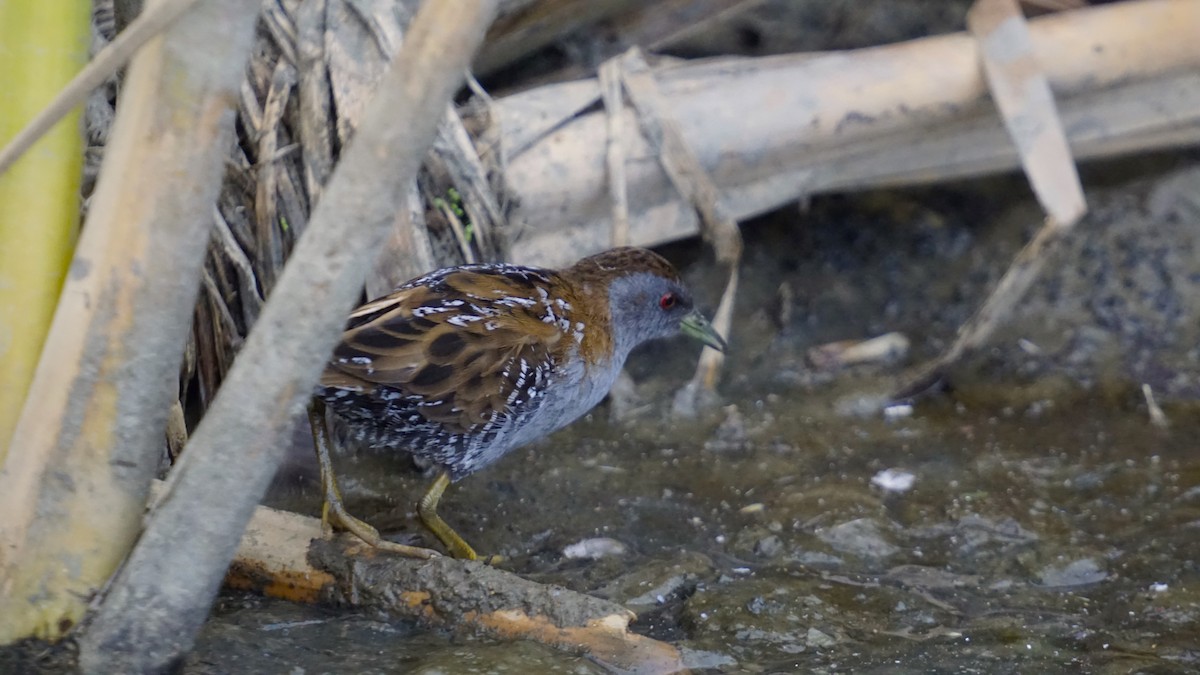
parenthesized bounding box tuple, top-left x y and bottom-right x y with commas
(454, 350, 619, 476)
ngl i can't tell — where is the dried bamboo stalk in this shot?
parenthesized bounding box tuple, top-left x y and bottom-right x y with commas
(971, 0, 1085, 226)
(895, 0, 1090, 398)
(0, 1, 88, 462)
(599, 58, 630, 246)
(0, 0, 261, 645)
(0, 0, 201, 176)
(495, 0, 1200, 268)
(616, 49, 742, 403)
(77, 2, 500, 671)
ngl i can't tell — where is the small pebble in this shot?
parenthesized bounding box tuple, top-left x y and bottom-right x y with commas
(806, 627, 836, 648)
(871, 468, 916, 493)
(754, 535, 784, 558)
(562, 537, 628, 560)
(1038, 558, 1107, 587)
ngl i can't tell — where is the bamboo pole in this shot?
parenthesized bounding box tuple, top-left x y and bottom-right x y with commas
(0, 0, 202, 177)
(496, 0, 1200, 267)
(78, 2, 500, 671)
(0, 1, 89, 461)
(0, 0, 262, 645)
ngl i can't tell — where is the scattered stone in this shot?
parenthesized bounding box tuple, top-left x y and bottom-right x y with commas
(912, 515, 1039, 557)
(882, 403, 914, 420)
(561, 537, 628, 560)
(885, 565, 979, 590)
(678, 647, 739, 671)
(805, 627, 837, 649)
(817, 518, 900, 559)
(1038, 558, 1107, 588)
(704, 405, 749, 452)
(597, 551, 715, 610)
(871, 468, 916, 493)
(833, 393, 893, 418)
(682, 577, 833, 654)
(787, 550, 845, 567)
(754, 535, 784, 558)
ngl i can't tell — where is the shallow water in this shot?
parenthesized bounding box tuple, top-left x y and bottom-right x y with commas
(8, 164, 1190, 674)
(183, 168, 1200, 673)
(178, 380, 1199, 673)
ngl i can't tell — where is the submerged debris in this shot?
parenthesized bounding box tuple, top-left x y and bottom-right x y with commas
(807, 332, 911, 371)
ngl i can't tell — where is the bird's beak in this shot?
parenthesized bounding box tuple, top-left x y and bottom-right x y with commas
(680, 309, 727, 352)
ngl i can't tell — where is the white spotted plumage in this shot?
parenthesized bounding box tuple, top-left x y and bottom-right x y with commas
(316, 248, 703, 481)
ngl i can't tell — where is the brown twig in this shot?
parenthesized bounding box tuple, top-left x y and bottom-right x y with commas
(211, 206, 264, 327)
(312, 540, 686, 673)
(218, 501, 685, 672)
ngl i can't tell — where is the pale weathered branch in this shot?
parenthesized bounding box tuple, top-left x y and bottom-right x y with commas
(0, 0, 261, 645)
(221, 501, 684, 673)
(77, 1, 501, 671)
(614, 49, 742, 405)
(895, 0, 1089, 399)
(495, 0, 1200, 268)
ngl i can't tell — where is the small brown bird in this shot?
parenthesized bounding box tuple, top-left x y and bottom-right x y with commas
(309, 247, 726, 559)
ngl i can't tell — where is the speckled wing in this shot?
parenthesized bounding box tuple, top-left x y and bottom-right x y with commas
(319, 266, 567, 433)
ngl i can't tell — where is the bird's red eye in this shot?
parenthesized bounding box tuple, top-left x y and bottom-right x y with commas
(659, 292, 677, 310)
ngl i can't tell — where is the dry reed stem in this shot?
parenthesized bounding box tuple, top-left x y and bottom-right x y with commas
(77, 2, 500, 671)
(895, 0, 1088, 400)
(498, 0, 1199, 268)
(618, 49, 742, 404)
(599, 58, 631, 247)
(0, 0, 200, 176)
(0, 0, 262, 645)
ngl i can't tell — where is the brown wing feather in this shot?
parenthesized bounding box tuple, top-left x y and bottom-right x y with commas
(320, 269, 565, 432)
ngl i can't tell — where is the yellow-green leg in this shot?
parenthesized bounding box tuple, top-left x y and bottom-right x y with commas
(418, 471, 480, 560)
(308, 400, 438, 559)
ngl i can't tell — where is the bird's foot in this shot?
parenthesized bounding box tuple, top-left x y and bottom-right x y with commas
(418, 471, 493, 561)
(322, 499, 440, 559)
(310, 399, 438, 559)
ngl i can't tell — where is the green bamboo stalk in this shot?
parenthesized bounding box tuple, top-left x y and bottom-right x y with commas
(0, 0, 90, 461)
(0, 0, 261, 644)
